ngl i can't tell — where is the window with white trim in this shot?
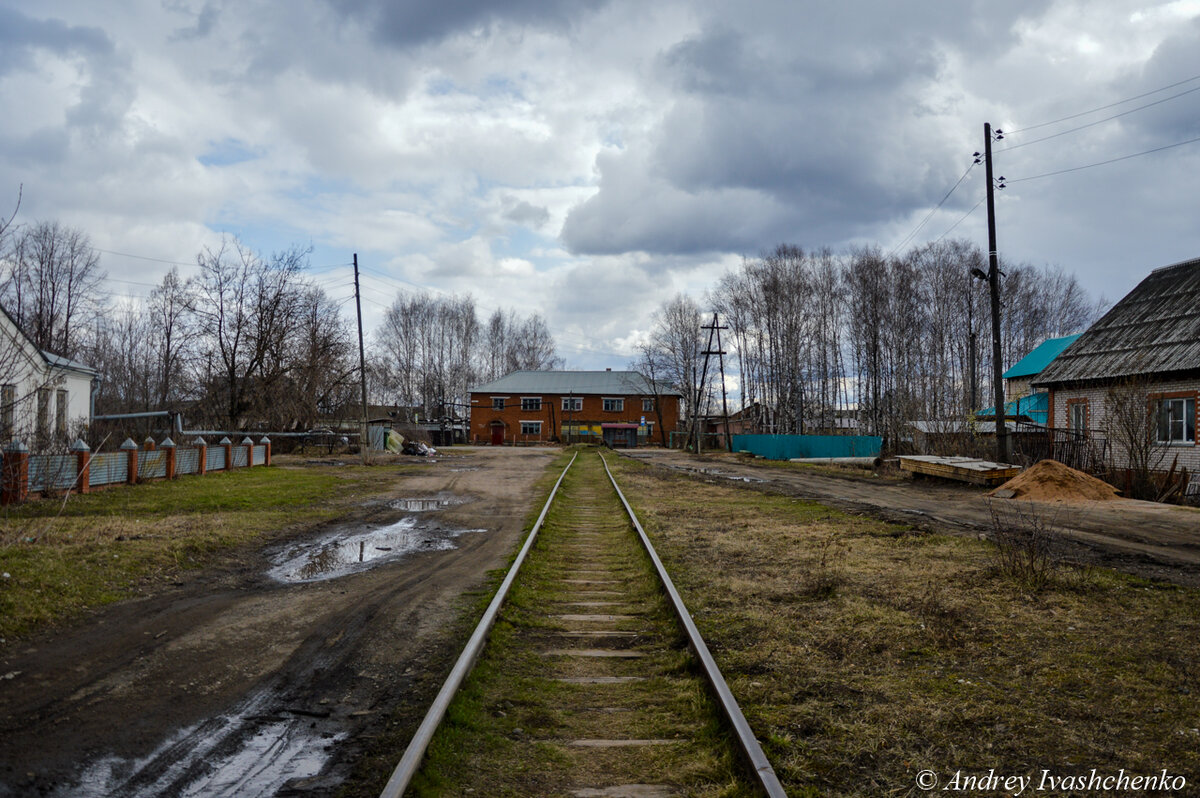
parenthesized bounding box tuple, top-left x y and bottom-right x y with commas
(521, 397, 542, 411)
(603, 397, 624, 412)
(0, 384, 14, 439)
(642, 397, 654, 412)
(562, 397, 582, 412)
(492, 397, 505, 410)
(1156, 396, 1196, 444)
(520, 421, 542, 436)
(56, 389, 68, 436)
(1068, 400, 1087, 440)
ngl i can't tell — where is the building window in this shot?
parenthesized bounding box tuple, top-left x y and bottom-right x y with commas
(56, 389, 68, 437)
(1066, 398, 1088, 440)
(603, 398, 624, 412)
(1156, 396, 1196, 444)
(37, 388, 51, 443)
(562, 397, 582, 412)
(521, 397, 542, 411)
(492, 397, 505, 410)
(0, 384, 13, 439)
(520, 421, 542, 436)
(642, 397, 655, 412)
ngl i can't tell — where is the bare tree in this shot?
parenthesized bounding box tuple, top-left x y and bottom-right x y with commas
(2, 220, 108, 358)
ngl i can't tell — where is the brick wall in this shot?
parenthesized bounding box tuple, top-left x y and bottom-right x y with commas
(469, 392, 680, 444)
(1049, 378, 1200, 473)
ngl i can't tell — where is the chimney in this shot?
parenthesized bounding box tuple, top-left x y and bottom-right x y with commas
(606, 367, 611, 371)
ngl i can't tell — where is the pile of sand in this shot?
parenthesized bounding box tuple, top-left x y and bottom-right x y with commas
(990, 459, 1122, 503)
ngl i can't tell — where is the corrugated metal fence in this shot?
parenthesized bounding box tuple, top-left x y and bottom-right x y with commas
(1, 437, 271, 504)
(731, 434, 883, 460)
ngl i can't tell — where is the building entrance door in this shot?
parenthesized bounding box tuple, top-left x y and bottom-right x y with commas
(490, 423, 504, 446)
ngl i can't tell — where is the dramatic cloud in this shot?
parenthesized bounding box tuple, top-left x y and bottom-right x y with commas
(1, 0, 1198, 368)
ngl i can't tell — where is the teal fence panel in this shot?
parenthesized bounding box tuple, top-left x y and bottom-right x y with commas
(731, 434, 882, 460)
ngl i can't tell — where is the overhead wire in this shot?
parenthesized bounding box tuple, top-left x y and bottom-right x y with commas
(1006, 133, 1200, 183)
(1000, 84, 1200, 152)
(887, 160, 977, 257)
(1005, 73, 1200, 135)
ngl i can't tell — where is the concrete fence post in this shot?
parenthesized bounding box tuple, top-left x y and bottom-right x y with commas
(194, 436, 207, 475)
(220, 437, 233, 471)
(2, 440, 29, 505)
(260, 436, 271, 467)
(161, 437, 176, 480)
(121, 437, 139, 484)
(71, 439, 91, 495)
(241, 437, 254, 469)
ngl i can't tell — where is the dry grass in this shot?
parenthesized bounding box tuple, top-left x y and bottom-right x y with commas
(610, 455, 1200, 797)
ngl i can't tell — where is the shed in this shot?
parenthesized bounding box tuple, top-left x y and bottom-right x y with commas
(601, 423, 639, 448)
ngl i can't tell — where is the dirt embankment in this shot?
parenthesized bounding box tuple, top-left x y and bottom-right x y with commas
(624, 449, 1200, 588)
(0, 446, 557, 798)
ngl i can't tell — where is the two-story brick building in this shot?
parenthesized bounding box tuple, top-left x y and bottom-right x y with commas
(468, 370, 681, 446)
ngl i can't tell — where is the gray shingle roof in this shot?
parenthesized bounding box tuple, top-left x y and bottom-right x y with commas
(1033, 257, 1200, 387)
(470, 370, 675, 395)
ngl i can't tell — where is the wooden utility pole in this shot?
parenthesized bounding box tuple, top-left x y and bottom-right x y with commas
(983, 123, 1008, 463)
(353, 253, 370, 464)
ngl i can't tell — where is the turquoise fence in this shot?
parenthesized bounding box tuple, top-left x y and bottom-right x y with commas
(731, 434, 882, 460)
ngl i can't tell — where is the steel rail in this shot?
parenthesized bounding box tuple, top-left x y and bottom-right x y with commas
(600, 452, 788, 798)
(378, 452, 578, 798)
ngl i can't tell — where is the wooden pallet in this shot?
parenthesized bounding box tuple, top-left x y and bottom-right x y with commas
(898, 455, 1021, 486)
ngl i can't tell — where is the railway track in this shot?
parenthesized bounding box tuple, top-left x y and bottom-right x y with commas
(380, 449, 785, 797)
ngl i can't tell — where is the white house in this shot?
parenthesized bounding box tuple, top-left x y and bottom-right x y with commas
(0, 304, 97, 448)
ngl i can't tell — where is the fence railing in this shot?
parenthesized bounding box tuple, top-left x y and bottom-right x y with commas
(0, 435, 272, 505)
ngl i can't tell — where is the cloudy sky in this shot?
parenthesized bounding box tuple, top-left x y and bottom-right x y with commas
(1, 0, 1198, 369)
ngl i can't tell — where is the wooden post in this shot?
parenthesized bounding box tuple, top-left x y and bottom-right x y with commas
(194, 436, 208, 475)
(71, 439, 91, 494)
(220, 437, 233, 471)
(121, 437, 139, 485)
(260, 436, 272, 467)
(161, 437, 176, 480)
(1, 440, 29, 505)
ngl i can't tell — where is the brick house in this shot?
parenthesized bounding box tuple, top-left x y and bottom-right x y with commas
(468, 370, 681, 446)
(1032, 256, 1200, 475)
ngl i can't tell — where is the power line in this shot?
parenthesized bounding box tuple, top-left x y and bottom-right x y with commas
(1001, 84, 1200, 152)
(1006, 73, 1200, 134)
(1007, 133, 1200, 184)
(94, 248, 193, 267)
(887, 160, 977, 256)
(932, 198, 984, 244)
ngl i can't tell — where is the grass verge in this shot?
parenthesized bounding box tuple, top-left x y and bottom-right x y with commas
(0, 463, 410, 639)
(609, 453, 1200, 797)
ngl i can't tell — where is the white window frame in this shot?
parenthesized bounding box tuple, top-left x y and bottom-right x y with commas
(56, 389, 68, 437)
(1156, 396, 1196, 445)
(520, 420, 542, 436)
(491, 397, 505, 410)
(603, 397, 624, 412)
(642, 397, 654, 412)
(521, 396, 542, 411)
(562, 396, 582, 412)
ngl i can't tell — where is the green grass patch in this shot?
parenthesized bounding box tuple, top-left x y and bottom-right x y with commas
(0, 464, 408, 639)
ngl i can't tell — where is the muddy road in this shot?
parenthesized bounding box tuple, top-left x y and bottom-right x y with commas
(0, 447, 557, 797)
(625, 449, 1200, 588)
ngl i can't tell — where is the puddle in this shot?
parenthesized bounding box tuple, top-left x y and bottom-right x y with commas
(61, 698, 345, 798)
(696, 467, 765, 484)
(268, 518, 483, 583)
(388, 496, 464, 511)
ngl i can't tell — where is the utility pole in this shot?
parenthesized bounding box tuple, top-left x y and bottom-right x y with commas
(691, 319, 718, 454)
(702, 314, 732, 452)
(983, 122, 1008, 463)
(353, 253, 370, 464)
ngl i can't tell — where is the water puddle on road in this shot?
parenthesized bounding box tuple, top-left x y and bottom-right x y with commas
(697, 467, 766, 484)
(61, 698, 345, 798)
(268, 518, 483, 583)
(388, 495, 464, 511)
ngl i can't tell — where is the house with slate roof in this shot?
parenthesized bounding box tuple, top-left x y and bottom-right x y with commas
(0, 303, 98, 448)
(468, 369, 681, 446)
(1032, 256, 1200, 474)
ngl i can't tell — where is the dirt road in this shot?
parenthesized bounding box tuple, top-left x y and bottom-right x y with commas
(0, 447, 557, 798)
(624, 449, 1200, 587)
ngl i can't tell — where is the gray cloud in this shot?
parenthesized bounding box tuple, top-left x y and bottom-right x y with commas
(321, 0, 608, 48)
(0, 6, 114, 76)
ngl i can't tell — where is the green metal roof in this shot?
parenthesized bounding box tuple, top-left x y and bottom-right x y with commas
(1002, 334, 1081, 379)
(470, 370, 679, 396)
